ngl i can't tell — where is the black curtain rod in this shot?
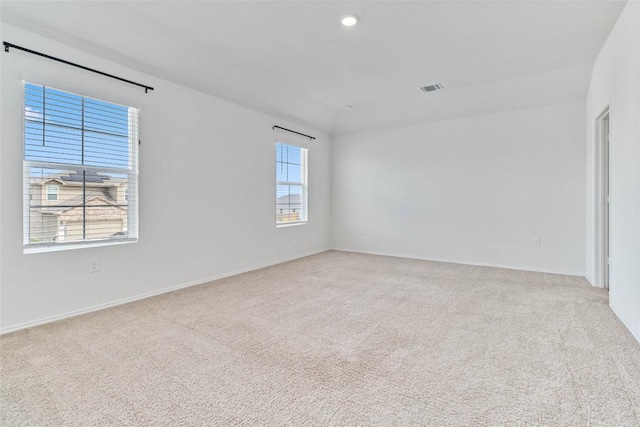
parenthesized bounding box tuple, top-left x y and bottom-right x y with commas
(273, 125, 315, 140)
(3, 41, 154, 93)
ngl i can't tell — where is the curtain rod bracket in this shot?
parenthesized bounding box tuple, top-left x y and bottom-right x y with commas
(3, 41, 154, 93)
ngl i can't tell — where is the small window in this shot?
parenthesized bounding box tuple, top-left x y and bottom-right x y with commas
(276, 143, 308, 225)
(24, 83, 139, 250)
(46, 185, 58, 201)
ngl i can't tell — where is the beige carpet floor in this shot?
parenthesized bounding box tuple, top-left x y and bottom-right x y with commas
(1, 250, 639, 426)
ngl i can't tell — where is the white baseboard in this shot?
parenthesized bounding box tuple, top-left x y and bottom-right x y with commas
(0, 248, 329, 335)
(610, 303, 640, 343)
(584, 273, 595, 286)
(331, 247, 586, 277)
(584, 271, 608, 289)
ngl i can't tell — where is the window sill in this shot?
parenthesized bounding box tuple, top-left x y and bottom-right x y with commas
(276, 222, 307, 229)
(24, 238, 137, 254)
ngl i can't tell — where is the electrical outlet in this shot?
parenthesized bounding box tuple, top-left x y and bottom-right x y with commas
(534, 237, 542, 247)
(90, 259, 100, 273)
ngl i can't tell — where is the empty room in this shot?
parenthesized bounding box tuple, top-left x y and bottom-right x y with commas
(1, 0, 639, 425)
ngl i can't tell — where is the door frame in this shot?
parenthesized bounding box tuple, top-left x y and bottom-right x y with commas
(594, 106, 610, 289)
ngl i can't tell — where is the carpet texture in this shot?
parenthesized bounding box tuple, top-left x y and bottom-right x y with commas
(1, 251, 639, 426)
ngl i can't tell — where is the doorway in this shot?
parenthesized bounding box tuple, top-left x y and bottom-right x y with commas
(596, 108, 610, 289)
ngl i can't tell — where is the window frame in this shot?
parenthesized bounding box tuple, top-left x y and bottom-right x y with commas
(276, 142, 308, 227)
(22, 82, 139, 253)
(46, 184, 59, 201)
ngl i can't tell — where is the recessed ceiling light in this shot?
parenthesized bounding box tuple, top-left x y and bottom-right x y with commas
(341, 14, 359, 27)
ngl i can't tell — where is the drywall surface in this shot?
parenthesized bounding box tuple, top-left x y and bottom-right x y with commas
(586, 1, 640, 340)
(332, 102, 586, 275)
(0, 24, 331, 332)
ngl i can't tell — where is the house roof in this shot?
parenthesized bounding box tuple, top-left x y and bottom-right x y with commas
(38, 189, 119, 215)
(34, 171, 126, 187)
(39, 195, 126, 223)
(57, 196, 127, 223)
(61, 171, 111, 183)
(277, 194, 301, 205)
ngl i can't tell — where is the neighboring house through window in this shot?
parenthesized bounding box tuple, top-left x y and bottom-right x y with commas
(276, 142, 308, 225)
(23, 83, 139, 249)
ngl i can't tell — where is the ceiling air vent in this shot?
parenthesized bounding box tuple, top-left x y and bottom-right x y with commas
(420, 83, 443, 93)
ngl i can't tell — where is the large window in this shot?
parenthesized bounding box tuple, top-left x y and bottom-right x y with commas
(23, 83, 139, 250)
(276, 143, 308, 225)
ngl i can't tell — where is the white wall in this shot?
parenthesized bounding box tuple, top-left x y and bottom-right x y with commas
(585, 1, 640, 340)
(0, 25, 331, 332)
(332, 102, 586, 275)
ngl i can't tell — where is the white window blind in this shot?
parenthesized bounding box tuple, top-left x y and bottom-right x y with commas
(23, 82, 139, 249)
(276, 143, 308, 225)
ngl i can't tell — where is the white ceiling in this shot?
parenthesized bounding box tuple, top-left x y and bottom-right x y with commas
(0, 1, 626, 135)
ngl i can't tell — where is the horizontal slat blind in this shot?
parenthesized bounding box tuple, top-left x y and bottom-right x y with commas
(276, 143, 308, 225)
(24, 83, 139, 247)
